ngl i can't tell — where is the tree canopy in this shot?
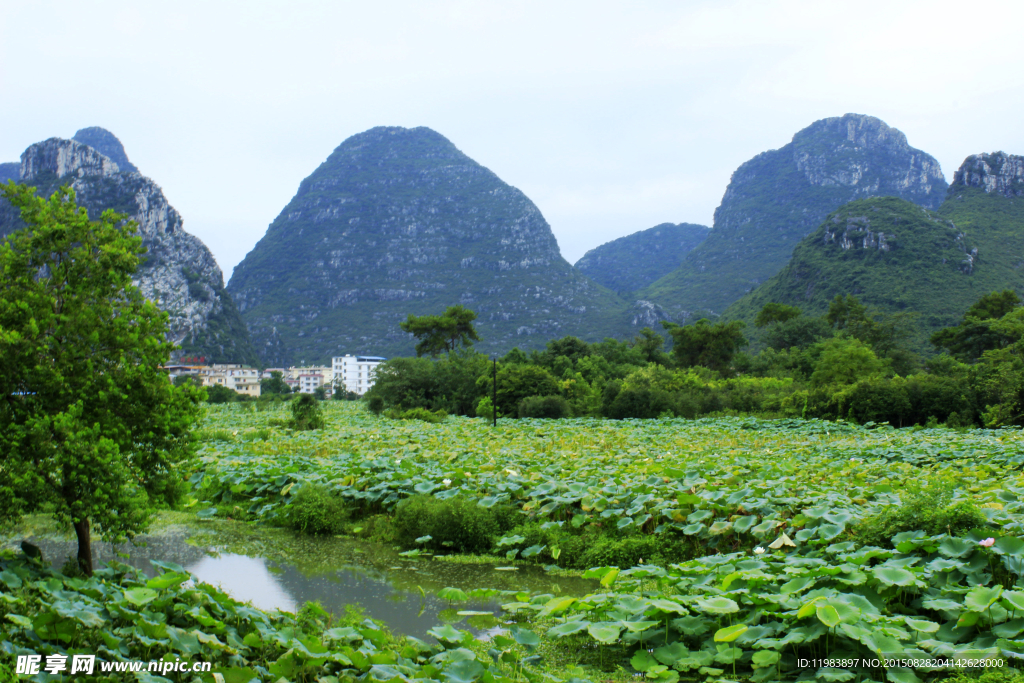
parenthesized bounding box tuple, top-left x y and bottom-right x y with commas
(662, 319, 747, 374)
(400, 304, 481, 357)
(0, 183, 203, 574)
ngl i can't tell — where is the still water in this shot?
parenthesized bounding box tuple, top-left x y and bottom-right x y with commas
(5, 520, 595, 639)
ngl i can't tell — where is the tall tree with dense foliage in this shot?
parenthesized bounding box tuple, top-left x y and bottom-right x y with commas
(0, 184, 203, 575)
(400, 304, 481, 357)
(662, 319, 747, 374)
(931, 290, 1022, 362)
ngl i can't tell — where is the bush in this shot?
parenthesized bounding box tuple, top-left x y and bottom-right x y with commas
(475, 396, 499, 421)
(853, 479, 989, 547)
(518, 394, 571, 419)
(205, 384, 239, 404)
(605, 387, 673, 419)
(290, 394, 326, 430)
(502, 522, 702, 569)
(394, 495, 519, 553)
(366, 395, 385, 415)
(286, 483, 349, 535)
(385, 407, 447, 423)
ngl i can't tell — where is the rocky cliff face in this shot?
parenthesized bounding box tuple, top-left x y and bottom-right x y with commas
(0, 132, 258, 365)
(574, 222, 709, 294)
(71, 126, 139, 174)
(227, 126, 630, 364)
(639, 114, 948, 320)
(950, 152, 1024, 198)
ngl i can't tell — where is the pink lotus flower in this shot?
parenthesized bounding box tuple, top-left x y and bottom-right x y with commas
(979, 538, 995, 547)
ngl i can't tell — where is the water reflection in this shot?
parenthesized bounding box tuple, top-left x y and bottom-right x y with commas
(4, 521, 595, 639)
(188, 554, 297, 612)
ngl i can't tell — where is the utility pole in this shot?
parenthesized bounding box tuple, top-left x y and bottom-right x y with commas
(492, 357, 497, 428)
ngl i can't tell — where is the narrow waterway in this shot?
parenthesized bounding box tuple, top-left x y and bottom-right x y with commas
(4, 519, 596, 639)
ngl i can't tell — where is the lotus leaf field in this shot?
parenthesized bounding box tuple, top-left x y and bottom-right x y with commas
(5, 401, 1024, 682)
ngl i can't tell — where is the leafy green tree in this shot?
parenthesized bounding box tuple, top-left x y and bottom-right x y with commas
(662, 319, 747, 374)
(481, 364, 560, 417)
(809, 337, 886, 387)
(931, 290, 1022, 362)
(763, 316, 833, 351)
(630, 327, 670, 365)
(755, 302, 802, 328)
(261, 370, 291, 395)
(0, 184, 203, 575)
(400, 304, 481, 357)
(204, 384, 238, 403)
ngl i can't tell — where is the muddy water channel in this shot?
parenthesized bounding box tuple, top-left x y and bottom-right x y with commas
(4, 519, 596, 639)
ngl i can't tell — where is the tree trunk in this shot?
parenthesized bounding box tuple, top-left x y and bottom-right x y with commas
(73, 518, 93, 576)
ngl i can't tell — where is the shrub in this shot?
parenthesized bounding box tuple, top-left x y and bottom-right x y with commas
(475, 396, 499, 421)
(385, 407, 447, 423)
(605, 387, 673, 419)
(290, 394, 326, 430)
(366, 395, 385, 415)
(853, 479, 989, 547)
(518, 394, 571, 419)
(394, 495, 519, 553)
(286, 483, 349, 535)
(503, 522, 702, 569)
(205, 384, 239, 403)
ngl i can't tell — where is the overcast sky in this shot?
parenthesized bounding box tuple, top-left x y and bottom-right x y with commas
(3, 1, 1023, 281)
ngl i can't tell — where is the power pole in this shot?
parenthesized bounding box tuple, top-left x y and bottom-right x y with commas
(492, 357, 497, 428)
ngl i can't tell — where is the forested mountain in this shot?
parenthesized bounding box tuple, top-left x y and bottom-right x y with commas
(227, 126, 632, 365)
(0, 162, 18, 184)
(574, 222, 709, 294)
(724, 151, 1024, 349)
(639, 114, 949, 320)
(0, 130, 259, 365)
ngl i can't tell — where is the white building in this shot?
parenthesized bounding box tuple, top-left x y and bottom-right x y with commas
(332, 355, 386, 395)
(298, 373, 326, 394)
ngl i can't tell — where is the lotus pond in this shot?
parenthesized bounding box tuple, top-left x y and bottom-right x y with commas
(4, 401, 1024, 682)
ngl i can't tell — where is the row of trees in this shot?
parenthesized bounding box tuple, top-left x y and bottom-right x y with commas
(369, 291, 1024, 428)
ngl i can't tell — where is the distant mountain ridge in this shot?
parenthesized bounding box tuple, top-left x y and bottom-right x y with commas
(0, 130, 259, 365)
(227, 126, 634, 365)
(723, 150, 1024, 349)
(574, 222, 709, 294)
(639, 114, 949, 320)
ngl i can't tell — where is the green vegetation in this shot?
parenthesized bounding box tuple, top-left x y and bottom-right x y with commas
(361, 285, 1024, 429)
(6, 401, 1024, 680)
(0, 184, 203, 575)
(289, 393, 326, 430)
(0, 551, 549, 683)
(573, 222, 709, 295)
(401, 304, 481, 356)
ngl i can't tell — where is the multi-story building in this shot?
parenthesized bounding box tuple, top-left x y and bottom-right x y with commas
(298, 373, 326, 394)
(203, 364, 262, 398)
(332, 355, 386, 395)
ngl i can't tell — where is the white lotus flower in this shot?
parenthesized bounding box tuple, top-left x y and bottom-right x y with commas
(753, 546, 766, 555)
(442, 478, 452, 486)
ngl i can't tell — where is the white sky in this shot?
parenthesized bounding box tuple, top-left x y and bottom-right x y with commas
(3, 1, 1023, 281)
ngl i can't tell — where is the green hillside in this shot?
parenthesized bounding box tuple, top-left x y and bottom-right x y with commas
(639, 114, 948, 320)
(227, 126, 632, 365)
(573, 222, 709, 294)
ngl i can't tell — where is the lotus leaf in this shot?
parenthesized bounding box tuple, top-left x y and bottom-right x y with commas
(695, 596, 740, 615)
(872, 566, 917, 586)
(587, 622, 622, 644)
(964, 585, 1003, 612)
(714, 624, 748, 642)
